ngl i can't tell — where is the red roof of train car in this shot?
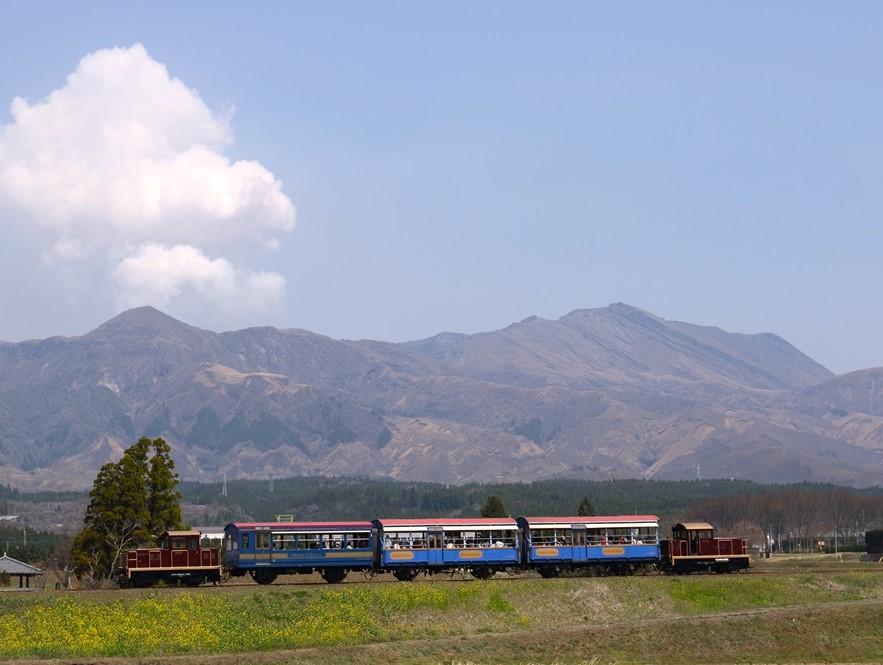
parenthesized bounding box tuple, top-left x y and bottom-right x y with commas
(375, 518, 518, 526)
(521, 515, 660, 524)
(229, 521, 373, 529)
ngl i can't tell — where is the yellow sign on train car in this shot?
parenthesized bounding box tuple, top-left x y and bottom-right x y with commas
(535, 547, 560, 557)
(602, 546, 625, 556)
(389, 551, 414, 560)
(458, 550, 482, 559)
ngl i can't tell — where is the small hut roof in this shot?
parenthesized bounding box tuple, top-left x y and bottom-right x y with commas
(0, 553, 42, 575)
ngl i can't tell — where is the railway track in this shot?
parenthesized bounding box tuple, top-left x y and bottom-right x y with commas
(40, 563, 880, 594)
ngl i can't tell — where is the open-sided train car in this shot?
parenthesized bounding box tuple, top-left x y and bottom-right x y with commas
(118, 530, 221, 588)
(372, 517, 520, 580)
(659, 522, 749, 573)
(517, 515, 660, 576)
(223, 521, 375, 584)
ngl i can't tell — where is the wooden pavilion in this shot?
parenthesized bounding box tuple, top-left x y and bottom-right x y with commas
(0, 552, 43, 589)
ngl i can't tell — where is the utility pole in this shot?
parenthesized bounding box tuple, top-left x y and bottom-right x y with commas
(221, 473, 228, 498)
(268, 474, 274, 494)
(695, 464, 702, 482)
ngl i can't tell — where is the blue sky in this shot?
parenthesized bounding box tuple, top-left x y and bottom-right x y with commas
(1, 2, 882, 373)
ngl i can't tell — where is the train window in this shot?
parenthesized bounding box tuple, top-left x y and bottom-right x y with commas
(573, 530, 586, 547)
(242, 533, 250, 550)
(318, 533, 344, 549)
(638, 527, 658, 544)
(531, 529, 572, 546)
(272, 534, 297, 550)
(607, 528, 634, 544)
(347, 532, 370, 549)
(384, 531, 424, 549)
(300, 533, 322, 549)
(443, 530, 516, 548)
(256, 532, 271, 549)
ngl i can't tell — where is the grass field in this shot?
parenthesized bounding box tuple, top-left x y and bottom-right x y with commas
(2, 559, 883, 663)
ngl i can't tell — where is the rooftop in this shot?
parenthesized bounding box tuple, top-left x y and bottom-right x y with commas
(0, 553, 42, 576)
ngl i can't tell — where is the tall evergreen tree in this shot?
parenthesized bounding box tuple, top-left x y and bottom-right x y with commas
(147, 438, 183, 538)
(577, 496, 596, 516)
(72, 437, 182, 582)
(480, 495, 507, 518)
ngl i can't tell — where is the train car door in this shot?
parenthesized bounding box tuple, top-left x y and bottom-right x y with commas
(427, 529, 444, 566)
(571, 525, 587, 562)
(254, 528, 272, 563)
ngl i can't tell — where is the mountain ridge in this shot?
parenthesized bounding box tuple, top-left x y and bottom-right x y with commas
(2, 304, 880, 491)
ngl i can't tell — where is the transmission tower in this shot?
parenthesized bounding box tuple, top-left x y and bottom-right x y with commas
(221, 473, 228, 498)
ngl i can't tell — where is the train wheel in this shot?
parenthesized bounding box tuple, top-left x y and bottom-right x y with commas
(393, 568, 418, 582)
(538, 566, 560, 579)
(184, 576, 204, 587)
(470, 567, 495, 580)
(320, 568, 348, 584)
(252, 569, 278, 585)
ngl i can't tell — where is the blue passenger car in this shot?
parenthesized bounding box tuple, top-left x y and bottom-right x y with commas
(223, 521, 375, 584)
(373, 518, 520, 580)
(517, 515, 660, 576)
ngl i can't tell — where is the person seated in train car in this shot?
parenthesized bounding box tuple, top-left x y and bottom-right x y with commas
(494, 539, 504, 548)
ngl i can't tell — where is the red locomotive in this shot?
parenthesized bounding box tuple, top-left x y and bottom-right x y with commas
(660, 522, 749, 573)
(118, 530, 222, 588)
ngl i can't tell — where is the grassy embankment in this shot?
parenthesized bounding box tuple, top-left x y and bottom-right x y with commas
(2, 566, 883, 663)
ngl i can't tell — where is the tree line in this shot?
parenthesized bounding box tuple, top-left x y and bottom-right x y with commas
(690, 487, 883, 552)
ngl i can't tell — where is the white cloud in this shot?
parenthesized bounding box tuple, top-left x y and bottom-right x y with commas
(113, 244, 285, 316)
(0, 44, 295, 322)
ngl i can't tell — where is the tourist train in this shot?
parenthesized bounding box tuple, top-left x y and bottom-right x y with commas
(117, 514, 748, 587)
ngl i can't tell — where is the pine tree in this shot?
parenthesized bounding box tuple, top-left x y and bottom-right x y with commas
(147, 438, 183, 538)
(480, 495, 507, 518)
(577, 496, 596, 516)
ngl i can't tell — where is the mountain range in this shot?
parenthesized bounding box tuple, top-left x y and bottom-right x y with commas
(1, 303, 882, 490)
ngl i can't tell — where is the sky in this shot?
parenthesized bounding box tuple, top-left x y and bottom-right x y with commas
(1, 2, 882, 373)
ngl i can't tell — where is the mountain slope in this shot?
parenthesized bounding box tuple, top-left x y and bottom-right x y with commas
(2, 304, 880, 489)
(404, 303, 831, 391)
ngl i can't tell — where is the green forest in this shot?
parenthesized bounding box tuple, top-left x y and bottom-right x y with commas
(179, 475, 883, 527)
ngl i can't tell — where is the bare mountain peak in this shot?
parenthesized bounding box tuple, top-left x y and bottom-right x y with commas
(89, 306, 207, 339)
(563, 302, 656, 318)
